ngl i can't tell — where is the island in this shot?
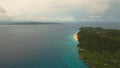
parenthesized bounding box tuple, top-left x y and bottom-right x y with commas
(8, 22, 60, 25)
(76, 27, 120, 68)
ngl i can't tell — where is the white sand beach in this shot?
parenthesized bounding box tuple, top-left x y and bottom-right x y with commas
(73, 32, 78, 42)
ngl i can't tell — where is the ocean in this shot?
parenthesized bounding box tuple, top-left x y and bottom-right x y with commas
(0, 23, 120, 68)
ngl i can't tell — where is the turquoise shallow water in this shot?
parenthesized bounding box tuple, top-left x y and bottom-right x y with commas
(54, 31, 89, 68)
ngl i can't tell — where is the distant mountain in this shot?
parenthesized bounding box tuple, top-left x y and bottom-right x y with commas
(0, 21, 61, 25)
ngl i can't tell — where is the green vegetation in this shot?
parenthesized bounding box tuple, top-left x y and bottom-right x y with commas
(77, 27, 120, 68)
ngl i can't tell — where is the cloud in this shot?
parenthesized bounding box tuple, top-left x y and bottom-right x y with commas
(0, 6, 11, 20)
(79, 15, 120, 22)
(52, 0, 111, 14)
(106, 16, 120, 21)
(87, 3, 109, 14)
(0, 0, 120, 21)
(0, 6, 6, 13)
(14, 16, 77, 22)
(79, 15, 103, 21)
(109, 19, 120, 21)
(87, 16, 101, 18)
(0, 0, 111, 15)
(79, 19, 103, 21)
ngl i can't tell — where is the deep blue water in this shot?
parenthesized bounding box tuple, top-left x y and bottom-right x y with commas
(0, 23, 120, 68)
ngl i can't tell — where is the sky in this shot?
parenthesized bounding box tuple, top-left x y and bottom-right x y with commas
(0, 0, 120, 22)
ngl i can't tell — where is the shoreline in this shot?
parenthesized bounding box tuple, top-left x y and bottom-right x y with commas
(73, 32, 79, 42)
(74, 32, 94, 68)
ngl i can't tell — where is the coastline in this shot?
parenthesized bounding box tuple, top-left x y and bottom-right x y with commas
(73, 32, 94, 68)
(73, 32, 79, 42)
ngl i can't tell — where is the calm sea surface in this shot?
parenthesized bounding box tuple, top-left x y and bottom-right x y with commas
(0, 23, 120, 68)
